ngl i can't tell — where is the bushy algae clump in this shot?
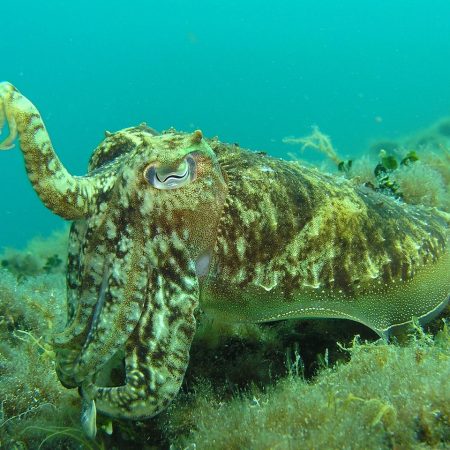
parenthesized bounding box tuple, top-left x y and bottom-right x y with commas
(0, 239, 82, 449)
(1, 229, 68, 278)
(164, 322, 450, 450)
(372, 117, 450, 211)
(284, 118, 450, 212)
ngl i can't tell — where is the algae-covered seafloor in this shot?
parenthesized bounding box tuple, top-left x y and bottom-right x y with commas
(0, 112, 449, 449)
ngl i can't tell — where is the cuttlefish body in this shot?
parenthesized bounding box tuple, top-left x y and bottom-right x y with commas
(1, 83, 448, 436)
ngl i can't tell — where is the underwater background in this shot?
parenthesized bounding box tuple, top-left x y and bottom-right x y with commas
(1, 0, 450, 248)
(1, 1, 450, 449)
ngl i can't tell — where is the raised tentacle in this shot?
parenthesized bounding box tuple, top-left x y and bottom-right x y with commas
(0, 82, 98, 219)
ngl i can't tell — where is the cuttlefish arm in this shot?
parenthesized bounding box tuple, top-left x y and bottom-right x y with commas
(0, 82, 107, 219)
(81, 234, 199, 432)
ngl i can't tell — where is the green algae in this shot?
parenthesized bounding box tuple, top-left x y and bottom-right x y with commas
(0, 267, 81, 449)
(165, 323, 450, 449)
(284, 116, 450, 212)
(0, 229, 68, 279)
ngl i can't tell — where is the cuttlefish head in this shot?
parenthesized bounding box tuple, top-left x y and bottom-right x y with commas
(0, 84, 230, 435)
(48, 127, 228, 433)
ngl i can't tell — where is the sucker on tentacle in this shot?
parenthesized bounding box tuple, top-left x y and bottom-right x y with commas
(1, 82, 448, 438)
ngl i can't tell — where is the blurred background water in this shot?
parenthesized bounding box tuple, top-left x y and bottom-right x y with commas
(1, 0, 450, 249)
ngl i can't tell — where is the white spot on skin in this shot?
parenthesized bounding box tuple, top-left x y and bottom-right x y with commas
(112, 260, 126, 283)
(302, 281, 321, 289)
(195, 252, 211, 277)
(33, 127, 48, 148)
(106, 220, 117, 239)
(140, 191, 154, 215)
(257, 280, 278, 292)
(47, 158, 57, 173)
(157, 239, 169, 254)
(76, 196, 85, 208)
(119, 235, 132, 253)
(153, 309, 167, 340)
(236, 236, 246, 260)
(156, 373, 165, 384)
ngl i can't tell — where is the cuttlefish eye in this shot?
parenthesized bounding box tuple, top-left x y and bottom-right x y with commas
(144, 153, 197, 190)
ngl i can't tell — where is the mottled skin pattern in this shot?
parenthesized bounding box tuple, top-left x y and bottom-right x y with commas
(1, 83, 449, 429)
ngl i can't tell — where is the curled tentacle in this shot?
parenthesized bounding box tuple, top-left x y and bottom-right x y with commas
(82, 238, 199, 420)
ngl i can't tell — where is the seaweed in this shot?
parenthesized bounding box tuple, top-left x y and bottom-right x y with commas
(282, 125, 342, 167)
(166, 322, 450, 450)
(284, 117, 449, 211)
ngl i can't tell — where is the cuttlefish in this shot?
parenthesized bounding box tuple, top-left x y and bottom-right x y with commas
(0, 82, 448, 437)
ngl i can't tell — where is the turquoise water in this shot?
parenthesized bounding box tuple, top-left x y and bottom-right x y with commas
(1, 0, 450, 248)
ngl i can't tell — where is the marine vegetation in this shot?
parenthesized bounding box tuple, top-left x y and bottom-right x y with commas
(285, 124, 450, 211)
(282, 125, 342, 167)
(166, 322, 450, 450)
(0, 82, 449, 448)
(1, 230, 67, 279)
(368, 119, 450, 211)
